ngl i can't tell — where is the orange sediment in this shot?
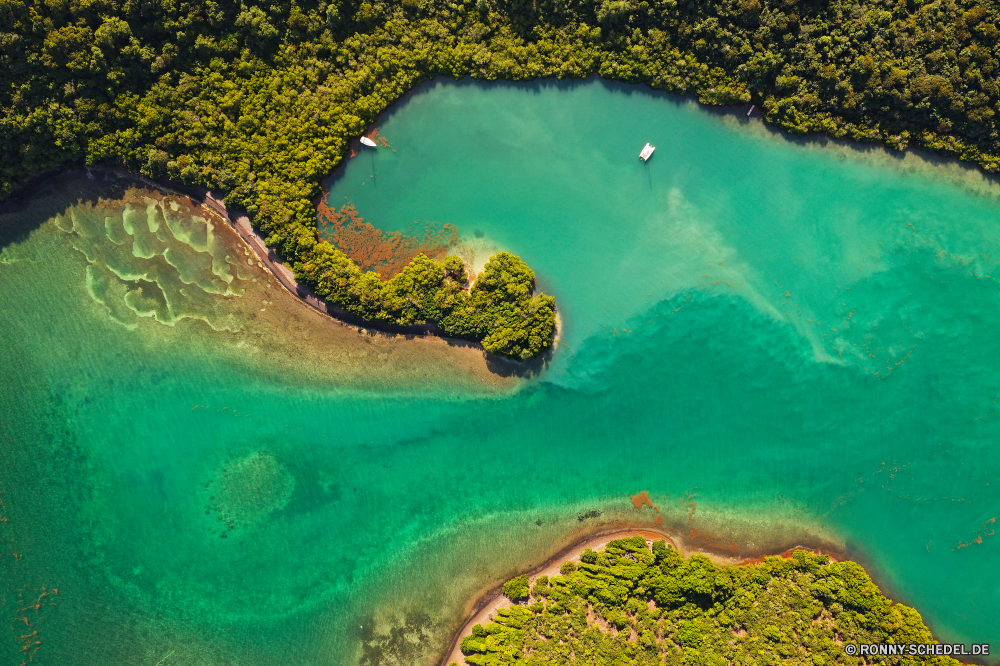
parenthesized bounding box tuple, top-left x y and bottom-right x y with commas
(3, 493, 56, 665)
(630, 490, 658, 512)
(619, 528, 672, 541)
(630, 490, 670, 529)
(366, 127, 391, 148)
(955, 515, 996, 550)
(316, 201, 459, 278)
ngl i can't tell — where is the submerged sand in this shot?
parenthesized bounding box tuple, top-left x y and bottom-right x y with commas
(1, 170, 524, 393)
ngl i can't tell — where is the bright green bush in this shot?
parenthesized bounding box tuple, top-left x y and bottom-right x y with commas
(299, 249, 556, 358)
(502, 574, 530, 602)
(459, 538, 962, 666)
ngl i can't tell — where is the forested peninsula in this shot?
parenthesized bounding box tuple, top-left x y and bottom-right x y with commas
(453, 537, 962, 666)
(2, 0, 999, 356)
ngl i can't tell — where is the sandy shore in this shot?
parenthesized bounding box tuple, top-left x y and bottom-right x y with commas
(66, 166, 561, 369)
(198, 189, 565, 367)
(440, 526, 841, 666)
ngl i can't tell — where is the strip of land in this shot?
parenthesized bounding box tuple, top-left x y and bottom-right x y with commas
(87, 167, 546, 360)
(441, 526, 842, 666)
(446, 531, 968, 666)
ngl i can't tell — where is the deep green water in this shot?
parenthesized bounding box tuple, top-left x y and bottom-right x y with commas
(3, 78, 1000, 665)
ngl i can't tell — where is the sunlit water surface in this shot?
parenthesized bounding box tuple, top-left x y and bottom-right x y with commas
(3, 78, 1000, 665)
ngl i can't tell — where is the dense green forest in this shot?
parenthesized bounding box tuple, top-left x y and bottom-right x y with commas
(2, 0, 998, 354)
(455, 537, 962, 666)
(303, 250, 557, 359)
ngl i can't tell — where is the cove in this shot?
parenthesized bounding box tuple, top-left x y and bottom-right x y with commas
(2, 77, 1000, 666)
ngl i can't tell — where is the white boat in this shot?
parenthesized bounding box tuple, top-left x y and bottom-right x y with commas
(639, 142, 655, 161)
(360, 137, 377, 147)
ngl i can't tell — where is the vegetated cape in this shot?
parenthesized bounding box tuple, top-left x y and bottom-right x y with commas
(460, 536, 960, 665)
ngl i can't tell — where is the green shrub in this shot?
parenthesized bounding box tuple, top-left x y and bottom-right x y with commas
(502, 574, 530, 602)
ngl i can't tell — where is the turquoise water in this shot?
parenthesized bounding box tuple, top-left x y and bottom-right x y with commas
(3, 79, 1000, 665)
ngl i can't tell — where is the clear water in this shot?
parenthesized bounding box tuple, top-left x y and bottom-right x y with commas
(3, 78, 1000, 665)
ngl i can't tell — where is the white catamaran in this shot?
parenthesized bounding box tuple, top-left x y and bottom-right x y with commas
(639, 142, 655, 161)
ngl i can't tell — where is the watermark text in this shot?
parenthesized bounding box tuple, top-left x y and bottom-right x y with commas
(844, 643, 989, 657)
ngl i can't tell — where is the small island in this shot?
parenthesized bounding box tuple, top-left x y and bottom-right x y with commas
(450, 536, 960, 666)
(300, 248, 557, 360)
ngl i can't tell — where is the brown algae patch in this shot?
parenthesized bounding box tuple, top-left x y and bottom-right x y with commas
(629, 490, 657, 512)
(204, 451, 294, 537)
(317, 201, 459, 278)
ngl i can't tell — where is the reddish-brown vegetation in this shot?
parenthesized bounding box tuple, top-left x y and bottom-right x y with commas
(688, 527, 738, 552)
(630, 491, 658, 512)
(316, 201, 458, 278)
(1, 491, 58, 666)
(956, 515, 996, 550)
(366, 127, 391, 148)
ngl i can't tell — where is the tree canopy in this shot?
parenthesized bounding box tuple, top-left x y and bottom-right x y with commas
(457, 537, 962, 666)
(300, 250, 556, 359)
(502, 574, 531, 602)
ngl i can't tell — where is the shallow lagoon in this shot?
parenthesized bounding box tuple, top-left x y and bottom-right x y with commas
(3, 78, 1000, 664)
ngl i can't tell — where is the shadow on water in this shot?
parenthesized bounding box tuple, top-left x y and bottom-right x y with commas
(692, 91, 1000, 199)
(484, 348, 550, 378)
(321, 75, 649, 192)
(325, 73, 1000, 205)
(0, 170, 134, 251)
